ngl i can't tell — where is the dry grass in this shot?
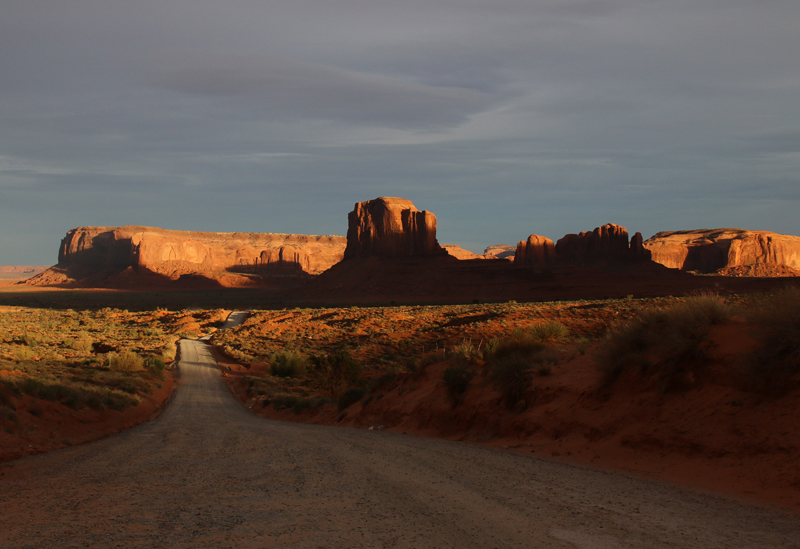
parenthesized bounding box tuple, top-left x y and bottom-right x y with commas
(596, 294, 732, 391)
(739, 287, 800, 395)
(0, 306, 224, 415)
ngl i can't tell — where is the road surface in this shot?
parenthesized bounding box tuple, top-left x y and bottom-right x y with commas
(1, 334, 798, 547)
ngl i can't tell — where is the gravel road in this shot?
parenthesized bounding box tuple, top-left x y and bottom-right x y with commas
(1, 337, 798, 548)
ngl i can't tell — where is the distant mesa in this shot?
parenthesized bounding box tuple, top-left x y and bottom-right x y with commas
(644, 229, 800, 276)
(344, 197, 445, 259)
(28, 226, 346, 287)
(443, 244, 483, 260)
(0, 266, 47, 277)
(483, 245, 516, 260)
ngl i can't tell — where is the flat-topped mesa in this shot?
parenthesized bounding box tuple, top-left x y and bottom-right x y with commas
(514, 235, 556, 266)
(344, 197, 444, 259)
(33, 226, 347, 285)
(644, 229, 800, 275)
(555, 223, 651, 264)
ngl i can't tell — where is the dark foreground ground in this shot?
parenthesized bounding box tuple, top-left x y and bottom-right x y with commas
(1, 339, 798, 548)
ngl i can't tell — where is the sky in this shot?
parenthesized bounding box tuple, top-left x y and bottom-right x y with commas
(1, 0, 799, 265)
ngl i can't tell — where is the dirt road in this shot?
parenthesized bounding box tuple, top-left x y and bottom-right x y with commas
(1, 338, 798, 548)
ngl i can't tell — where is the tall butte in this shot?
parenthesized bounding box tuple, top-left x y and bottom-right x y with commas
(344, 197, 444, 259)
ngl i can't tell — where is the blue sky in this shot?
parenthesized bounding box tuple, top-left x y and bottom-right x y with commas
(2, 0, 799, 265)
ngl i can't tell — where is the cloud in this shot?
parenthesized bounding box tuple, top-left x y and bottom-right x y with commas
(148, 53, 493, 129)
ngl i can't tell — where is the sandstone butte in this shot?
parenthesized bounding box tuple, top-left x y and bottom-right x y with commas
(515, 223, 650, 266)
(343, 197, 445, 259)
(28, 226, 346, 286)
(644, 229, 800, 276)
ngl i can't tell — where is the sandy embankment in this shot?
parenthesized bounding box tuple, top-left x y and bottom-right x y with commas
(0, 369, 176, 462)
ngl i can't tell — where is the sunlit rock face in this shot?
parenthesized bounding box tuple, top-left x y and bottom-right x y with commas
(344, 197, 444, 259)
(31, 225, 346, 285)
(644, 229, 800, 275)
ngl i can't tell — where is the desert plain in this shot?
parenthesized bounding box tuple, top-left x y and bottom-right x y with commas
(2, 197, 800, 547)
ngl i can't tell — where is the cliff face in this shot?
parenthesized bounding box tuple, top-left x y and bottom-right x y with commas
(644, 229, 800, 275)
(32, 226, 346, 286)
(344, 197, 444, 259)
(514, 235, 556, 266)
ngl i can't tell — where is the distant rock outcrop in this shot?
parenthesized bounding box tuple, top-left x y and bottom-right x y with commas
(483, 245, 516, 260)
(443, 244, 483, 260)
(555, 223, 650, 264)
(514, 235, 556, 266)
(644, 229, 800, 276)
(344, 197, 444, 259)
(0, 266, 47, 276)
(29, 226, 346, 287)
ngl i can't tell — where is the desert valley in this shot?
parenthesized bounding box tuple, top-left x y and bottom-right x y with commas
(2, 196, 800, 546)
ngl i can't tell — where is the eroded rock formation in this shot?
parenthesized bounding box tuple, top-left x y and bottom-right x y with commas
(344, 197, 444, 259)
(30, 226, 346, 286)
(514, 235, 556, 266)
(644, 229, 800, 276)
(554, 223, 649, 264)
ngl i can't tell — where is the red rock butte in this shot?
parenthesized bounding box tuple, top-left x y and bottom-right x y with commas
(344, 197, 444, 259)
(515, 224, 650, 266)
(644, 229, 800, 276)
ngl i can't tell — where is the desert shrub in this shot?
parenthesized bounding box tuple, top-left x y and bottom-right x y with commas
(271, 393, 301, 410)
(68, 336, 93, 354)
(596, 294, 730, 391)
(448, 342, 481, 365)
(108, 350, 144, 372)
(13, 346, 35, 361)
(313, 350, 362, 395)
(442, 363, 476, 405)
(490, 353, 535, 409)
(682, 291, 733, 325)
(12, 377, 137, 411)
(162, 342, 177, 362)
(739, 287, 800, 394)
(527, 321, 571, 345)
(145, 356, 166, 373)
(270, 351, 309, 378)
(338, 386, 369, 411)
(22, 334, 38, 347)
(484, 324, 567, 408)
